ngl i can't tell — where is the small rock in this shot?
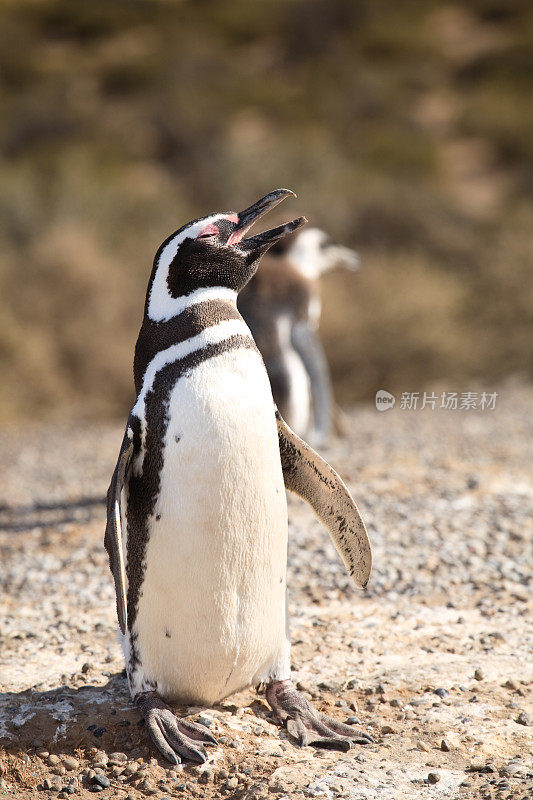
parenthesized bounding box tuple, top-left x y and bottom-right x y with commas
(417, 740, 430, 752)
(504, 679, 519, 691)
(433, 688, 449, 699)
(91, 774, 110, 789)
(47, 755, 60, 767)
(109, 751, 128, 763)
(225, 777, 239, 790)
(198, 770, 211, 784)
(218, 769, 229, 780)
(37, 751, 50, 759)
(81, 663, 91, 673)
(43, 778, 52, 790)
(52, 767, 66, 776)
(63, 757, 79, 771)
(516, 711, 530, 725)
(123, 763, 139, 776)
(90, 787, 103, 793)
(138, 777, 157, 794)
(441, 739, 452, 752)
(389, 699, 402, 708)
(92, 751, 107, 766)
(500, 763, 522, 778)
(346, 716, 361, 725)
(196, 715, 214, 729)
(474, 668, 484, 681)
(427, 772, 440, 784)
(381, 725, 395, 735)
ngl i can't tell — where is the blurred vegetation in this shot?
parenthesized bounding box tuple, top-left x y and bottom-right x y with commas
(0, 0, 532, 423)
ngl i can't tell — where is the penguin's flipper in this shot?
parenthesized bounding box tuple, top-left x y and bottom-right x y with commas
(104, 426, 134, 634)
(276, 411, 372, 588)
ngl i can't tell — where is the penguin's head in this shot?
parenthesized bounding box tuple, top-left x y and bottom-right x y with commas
(147, 189, 306, 321)
(271, 227, 360, 281)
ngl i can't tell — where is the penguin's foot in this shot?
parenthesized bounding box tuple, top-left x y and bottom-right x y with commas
(266, 680, 373, 751)
(136, 692, 217, 764)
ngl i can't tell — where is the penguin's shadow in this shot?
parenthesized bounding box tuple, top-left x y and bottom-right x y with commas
(0, 674, 279, 761)
(0, 672, 144, 758)
(0, 496, 105, 532)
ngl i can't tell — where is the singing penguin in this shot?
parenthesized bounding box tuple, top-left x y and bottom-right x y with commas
(105, 189, 372, 763)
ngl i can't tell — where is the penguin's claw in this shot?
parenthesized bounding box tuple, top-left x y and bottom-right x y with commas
(136, 692, 217, 764)
(266, 679, 373, 752)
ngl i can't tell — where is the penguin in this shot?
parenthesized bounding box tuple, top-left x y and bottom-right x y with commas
(105, 189, 372, 764)
(238, 227, 359, 446)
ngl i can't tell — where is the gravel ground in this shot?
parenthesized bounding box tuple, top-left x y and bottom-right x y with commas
(0, 389, 531, 799)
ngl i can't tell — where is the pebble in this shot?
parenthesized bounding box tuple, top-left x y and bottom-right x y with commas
(225, 777, 239, 790)
(500, 763, 522, 778)
(198, 770, 212, 784)
(433, 688, 449, 699)
(123, 763, 139, 776)
(346, 716, 361, 725)
(516, 711, 530, 726)
(43, 778, 52, 789)
(441, 739, 452, 752)
(91, 774, 110, 789)
(109, 751, 128, 764)
(504, 679, 519, 691)
(390, 698, 402, 708)
(138, 777, 157, 794)
(417, 740, 430, 752)
(47, 754, 60, 767)
(62, 757, 79, 771)
(474, 668, 484, 681)
(427, 772, 440, 784)
(381, 725, 395, 735)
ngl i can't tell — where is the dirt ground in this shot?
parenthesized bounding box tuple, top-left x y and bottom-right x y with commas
(0, 390, 531, 799)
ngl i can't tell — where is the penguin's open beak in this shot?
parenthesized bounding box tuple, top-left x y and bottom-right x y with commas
(228, 189, 307, 253)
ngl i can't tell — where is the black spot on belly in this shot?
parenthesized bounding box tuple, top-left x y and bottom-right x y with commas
(155, 514, 161, 521)
(175, 434, 181, 443)
(165, 629, 171, 638)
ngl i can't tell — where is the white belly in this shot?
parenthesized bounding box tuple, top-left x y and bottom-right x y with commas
(284, 348, 311, 437)
(131, 347, 290, 704)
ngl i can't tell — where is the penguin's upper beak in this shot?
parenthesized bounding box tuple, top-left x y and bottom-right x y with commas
(228, 189, 307, 253)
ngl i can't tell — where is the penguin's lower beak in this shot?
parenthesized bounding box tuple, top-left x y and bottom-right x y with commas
(228, 189, 307, 253)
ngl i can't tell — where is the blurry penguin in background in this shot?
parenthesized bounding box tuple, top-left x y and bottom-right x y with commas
(238, 227, 359, 447)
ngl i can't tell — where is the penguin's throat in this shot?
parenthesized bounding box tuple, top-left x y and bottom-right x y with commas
(148, 285, 238, 323)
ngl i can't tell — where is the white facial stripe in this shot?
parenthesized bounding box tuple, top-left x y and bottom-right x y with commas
(132, 317, 252, 463)
(148, 214, 230, 322)
(151, 285, 238, 321)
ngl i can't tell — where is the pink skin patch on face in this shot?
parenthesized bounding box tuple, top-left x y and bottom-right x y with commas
(197, 222, 220, 238)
